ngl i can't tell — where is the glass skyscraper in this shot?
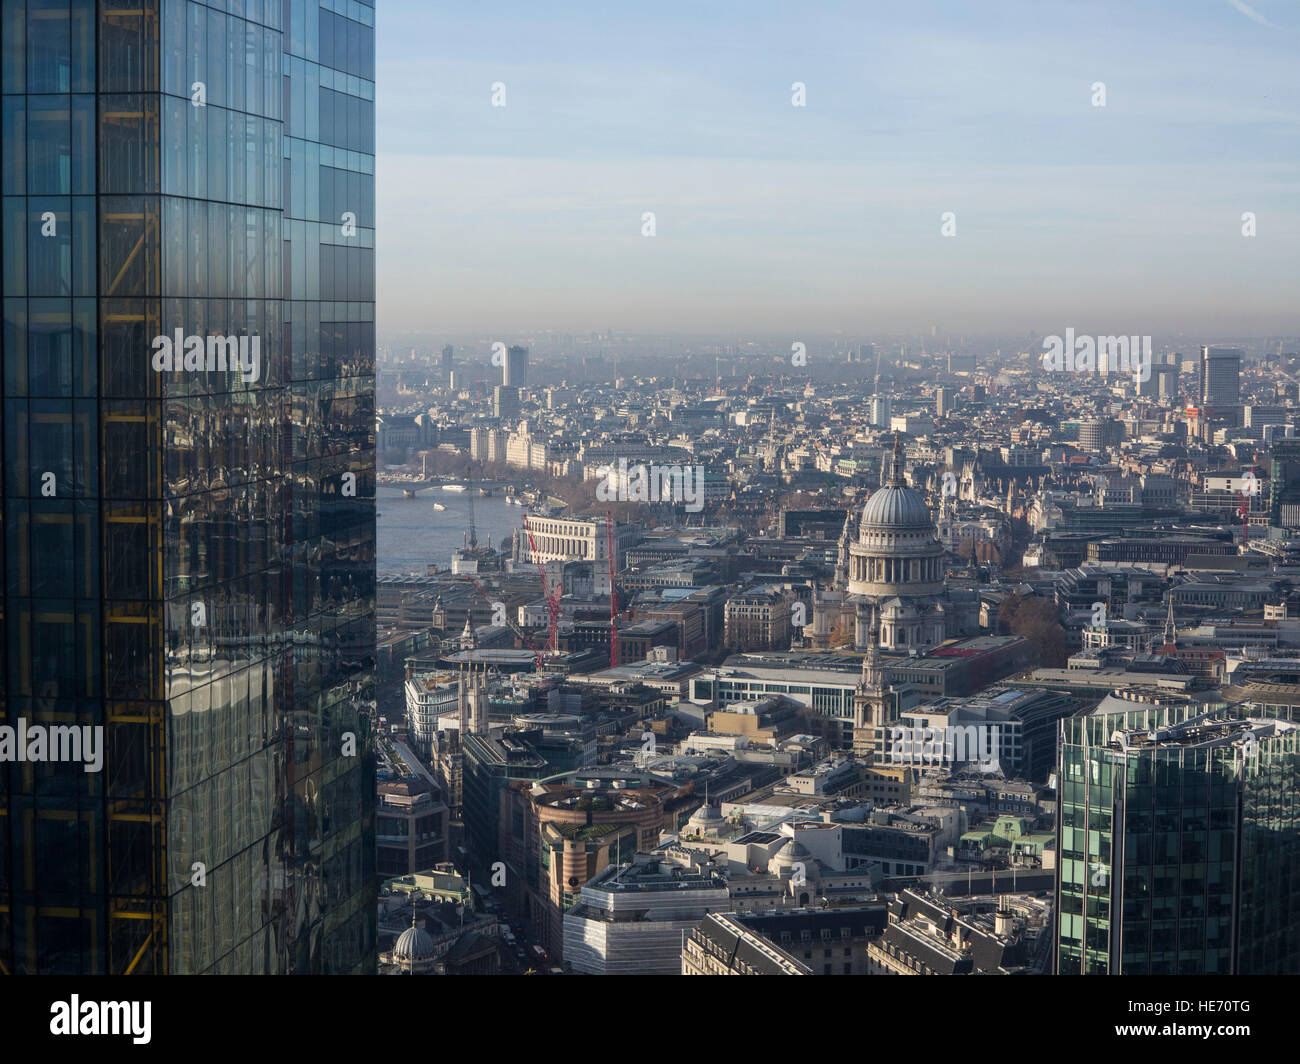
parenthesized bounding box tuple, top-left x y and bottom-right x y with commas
(1, 0, 375, 973)
(1055, 699, 1300, 975)
(1269, 437, 1300, 536)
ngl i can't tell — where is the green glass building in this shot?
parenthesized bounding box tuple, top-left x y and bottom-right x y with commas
(1, 0, 376, 973)
(1055, 698, 1300, 974)
(1269, 437, 1300, 537)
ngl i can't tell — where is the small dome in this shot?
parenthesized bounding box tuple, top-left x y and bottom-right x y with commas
(689, 803, 725, 829)
(771, 838, 813, 869)
(394, 923, 436, 961)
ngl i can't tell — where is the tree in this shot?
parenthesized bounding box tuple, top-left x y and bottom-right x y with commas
(997, 592, 1024, 634)
(1003, 593, 1066, 667)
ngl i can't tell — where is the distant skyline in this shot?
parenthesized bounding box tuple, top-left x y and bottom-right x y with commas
(378, 0, 1300, 335)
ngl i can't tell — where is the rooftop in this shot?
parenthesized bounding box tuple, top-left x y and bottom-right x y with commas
(1104, 714, 1297, 753)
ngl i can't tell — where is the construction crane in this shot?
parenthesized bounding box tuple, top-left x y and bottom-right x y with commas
(461, 573, 545, 670)
(606, 512, 620, 666)
(522, 515, 562, 656)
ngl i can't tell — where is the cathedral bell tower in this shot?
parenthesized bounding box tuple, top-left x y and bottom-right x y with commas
(852, 606, 894, 760)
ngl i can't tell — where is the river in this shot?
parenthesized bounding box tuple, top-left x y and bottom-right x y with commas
(377, 484, 526, 576)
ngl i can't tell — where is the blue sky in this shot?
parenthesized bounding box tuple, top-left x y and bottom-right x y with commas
(376, 0, 1299, 337)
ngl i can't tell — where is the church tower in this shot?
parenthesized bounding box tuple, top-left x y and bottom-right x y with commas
(465, 665, 490, 734)
(1159, 595, 1178, 655)
(853, 607, 894, 761)
(833, 510, 852, 589)
(457, 666, 470, 735)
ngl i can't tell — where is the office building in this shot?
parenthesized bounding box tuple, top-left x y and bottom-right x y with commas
(562, 858, 730, 975)
(504, 344, 528, 387)
(1199, 345, 1242, 409)
(935, 387, 954, 416)
(440, 343, 453, 372)
(736, 907, 887, 975)
(1135, 362, 1163, 399)
(460, 725, 585, 882)
(1155, 365, 1178, 401)
(1055, 700, 1300, 974)
(513, 514, 640, 576)
(682, 913, 812, 975)
(499, 781, 667, 960)
(723, 585, 799, 651)
(405, 671, 468, 758)
(869, 395, 891, 428)
(1245, 405, 1286, 430)
(1271, 438, 1300, 535)
(375, 780, 449, 877)
(469, 426, 508, 464)
(691, 638, 1035, 753)
(900, 688, 1077, 783)
(493, 384, 519, 419)
(868, 890, 1050, 974)
(1078, 419, 1121, 453)
(504, 426, 550, 472)
(0, 0, 377, 973)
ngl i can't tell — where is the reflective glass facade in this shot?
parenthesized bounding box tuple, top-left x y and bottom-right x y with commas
(1270, 437, 1300, 535)
(1055, 704, 1300, 975)
(1, 0, 375, 974)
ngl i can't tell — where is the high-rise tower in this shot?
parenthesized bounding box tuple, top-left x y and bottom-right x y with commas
(504, 344, 528, 388)
(1055, 702, 1300, 975)
(1199, 345, 1242, 409)
(0, 0, 377, 973)
(1269, 437, 1300, 536)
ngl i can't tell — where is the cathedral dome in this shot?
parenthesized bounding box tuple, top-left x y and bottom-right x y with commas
(861, 434, 932, 529)
(845, 434, 946, 622)
(861, 485, 932, 529)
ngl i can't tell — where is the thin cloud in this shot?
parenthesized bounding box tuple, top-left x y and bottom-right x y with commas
(1227, 0, 1277, 29)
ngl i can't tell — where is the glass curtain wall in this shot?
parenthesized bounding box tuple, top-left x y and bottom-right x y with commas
(0, 0, 375, 975)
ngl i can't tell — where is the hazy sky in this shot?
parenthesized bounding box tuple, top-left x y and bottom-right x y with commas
(376, 1, 1300, 337)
